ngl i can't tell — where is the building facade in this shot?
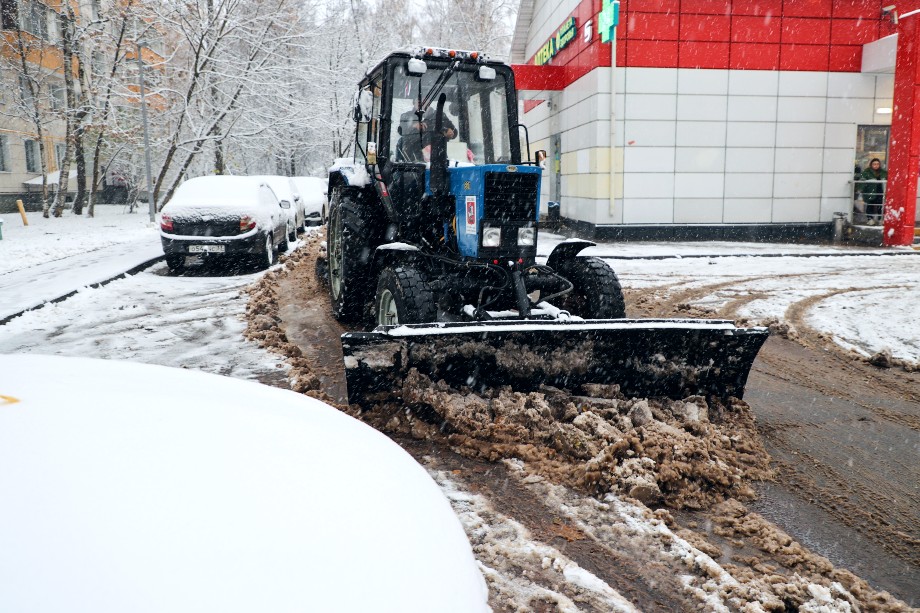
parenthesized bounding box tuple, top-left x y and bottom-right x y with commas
(0, 0, 72, 210)
(511, 0, 920, 243)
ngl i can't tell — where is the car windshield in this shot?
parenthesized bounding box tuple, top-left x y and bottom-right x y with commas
(390, 60, 512, 166)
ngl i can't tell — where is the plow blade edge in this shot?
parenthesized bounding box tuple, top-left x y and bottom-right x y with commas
(342, 319, 769, 406)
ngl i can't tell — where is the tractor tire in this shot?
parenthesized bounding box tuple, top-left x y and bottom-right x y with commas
(327, 188, 377, 323)
(375, 267, 437, 326)
(555, 256, 626, 319)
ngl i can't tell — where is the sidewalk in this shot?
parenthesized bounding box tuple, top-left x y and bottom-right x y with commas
(0, 208, 162, 323)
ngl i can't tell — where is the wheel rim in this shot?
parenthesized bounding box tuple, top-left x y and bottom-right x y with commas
(329, 207, 343, 299)
(265, 234, 273, 266)
(378, 289, 398, 326)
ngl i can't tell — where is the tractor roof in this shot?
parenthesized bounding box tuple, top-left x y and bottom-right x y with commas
(366, 46, 508, 78)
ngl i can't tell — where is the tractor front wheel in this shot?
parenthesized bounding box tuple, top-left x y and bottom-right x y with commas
(555, 256, 626, 319)
(375, 267, 437, 326)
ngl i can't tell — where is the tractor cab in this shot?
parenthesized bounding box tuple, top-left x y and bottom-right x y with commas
(352, 48, 542, 259)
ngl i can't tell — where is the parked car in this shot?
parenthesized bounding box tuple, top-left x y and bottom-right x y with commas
(0, 354, 490, 612)
(159, 176, 290, 272)
(291, 176, 328, 226)
(253, 176, 307, 240)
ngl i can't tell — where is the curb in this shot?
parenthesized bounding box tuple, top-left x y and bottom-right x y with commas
(0, 256, 164, 327)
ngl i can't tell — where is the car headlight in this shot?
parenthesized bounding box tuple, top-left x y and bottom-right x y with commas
(517, 226, 535, 246)
(482, 226, 501, 248)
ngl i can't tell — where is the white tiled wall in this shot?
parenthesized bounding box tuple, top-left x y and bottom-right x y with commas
(608, 68, 889, 225)
(519, 0, 898, 228)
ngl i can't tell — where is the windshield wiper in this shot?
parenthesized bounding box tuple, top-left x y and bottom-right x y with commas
(417, 60, 459, 118)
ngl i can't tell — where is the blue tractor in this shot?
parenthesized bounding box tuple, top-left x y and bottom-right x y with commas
(327, 48, 767, 406)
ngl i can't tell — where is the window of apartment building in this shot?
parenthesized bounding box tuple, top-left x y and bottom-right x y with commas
(0, 135, 10, 172)
(46, 6, 60, 43)
(91, 49, 106, 78)
(1, 0, 18, 30)
(55, 143, 67, 167)
(50, 83, 65, 111)
(21, 1, 49, 39)
(19, 75, 34, 105)
(24, 139, 39, 173)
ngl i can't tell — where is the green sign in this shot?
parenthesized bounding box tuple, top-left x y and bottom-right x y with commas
(599, 0, 620, 44)
(534, 17, 577, 66)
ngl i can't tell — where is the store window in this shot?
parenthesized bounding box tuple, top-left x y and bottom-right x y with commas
(853, 125, 890, 225)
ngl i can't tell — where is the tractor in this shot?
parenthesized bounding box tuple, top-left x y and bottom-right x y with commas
(326, 48, 767, 405)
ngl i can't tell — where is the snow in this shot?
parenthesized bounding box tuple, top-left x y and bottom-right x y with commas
(3, 212, 916, 366)
(0, 355, 488, 612)
(167, 175, 268, 208)
(290, 176, 327, 216)
(329, 158, 371, 187)
(1, 210, 919, 609)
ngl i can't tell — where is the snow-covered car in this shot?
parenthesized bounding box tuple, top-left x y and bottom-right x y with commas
(253, 175, 308, 240)
(0, 354, 489, 613)
(291, 176, 329, 225)
(159, 175, 290, 272)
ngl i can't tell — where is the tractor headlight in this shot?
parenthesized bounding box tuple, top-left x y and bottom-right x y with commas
(482, 226, 502, 248)
(517, 226, 536, 246)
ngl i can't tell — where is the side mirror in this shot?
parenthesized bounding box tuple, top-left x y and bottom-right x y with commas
(352, 89, 373, 123)
(280, 200, 291, 209)
(407, 58, 427, 75)
(535, 150, 547, 168)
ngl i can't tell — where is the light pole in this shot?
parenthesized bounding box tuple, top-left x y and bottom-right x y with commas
(136, 40, 156, 222)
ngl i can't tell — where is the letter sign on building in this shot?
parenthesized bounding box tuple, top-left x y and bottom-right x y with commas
(534, 17, 578, 66)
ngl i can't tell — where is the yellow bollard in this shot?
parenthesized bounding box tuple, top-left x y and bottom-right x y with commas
(16, 200, 28, 226)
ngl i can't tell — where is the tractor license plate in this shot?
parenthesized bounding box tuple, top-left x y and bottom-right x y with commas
(189, 244, 225, 253)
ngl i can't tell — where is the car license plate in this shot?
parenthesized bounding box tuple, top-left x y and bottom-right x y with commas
(189, 244, 225, 253)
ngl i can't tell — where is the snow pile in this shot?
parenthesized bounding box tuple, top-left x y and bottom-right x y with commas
(362, 371, 772, 510)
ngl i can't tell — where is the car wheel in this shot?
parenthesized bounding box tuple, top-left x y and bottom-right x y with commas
(165, 254, 185, 273)
(554, 256, 625, 319)
(375, 267, 437, 326)
(280, 225, 290, 252)
(287, 220, 297, 243)
(257, 233, 276, 271)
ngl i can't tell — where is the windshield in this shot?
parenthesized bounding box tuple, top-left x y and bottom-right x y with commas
(389, 61, 513, 166)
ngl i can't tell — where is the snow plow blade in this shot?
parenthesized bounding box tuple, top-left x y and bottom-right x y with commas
(342, 319, 768, 406)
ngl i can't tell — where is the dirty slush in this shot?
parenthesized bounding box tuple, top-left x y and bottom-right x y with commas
(243, 233, 914, 612)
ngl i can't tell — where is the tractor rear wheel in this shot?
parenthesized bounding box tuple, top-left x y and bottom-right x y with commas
(328, 188, 376, 322)
(555, 256, 626, 319)
(375, 267, 437, 326)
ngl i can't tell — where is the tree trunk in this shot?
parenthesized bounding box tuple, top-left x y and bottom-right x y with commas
(53, 7, 77, 218)
(215, 139, 225, 175)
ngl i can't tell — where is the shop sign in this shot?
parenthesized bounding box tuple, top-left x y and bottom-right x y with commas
(534, 17, 577, 66)
(599, 0, 620, 44)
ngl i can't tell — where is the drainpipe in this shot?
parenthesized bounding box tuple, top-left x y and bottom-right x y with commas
(609, 29, 617, 219)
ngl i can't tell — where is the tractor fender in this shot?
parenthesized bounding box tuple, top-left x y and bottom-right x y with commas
(371, 242, 424, 276)
(328, 159, 372, 189)
(546, 239, 596, 271)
